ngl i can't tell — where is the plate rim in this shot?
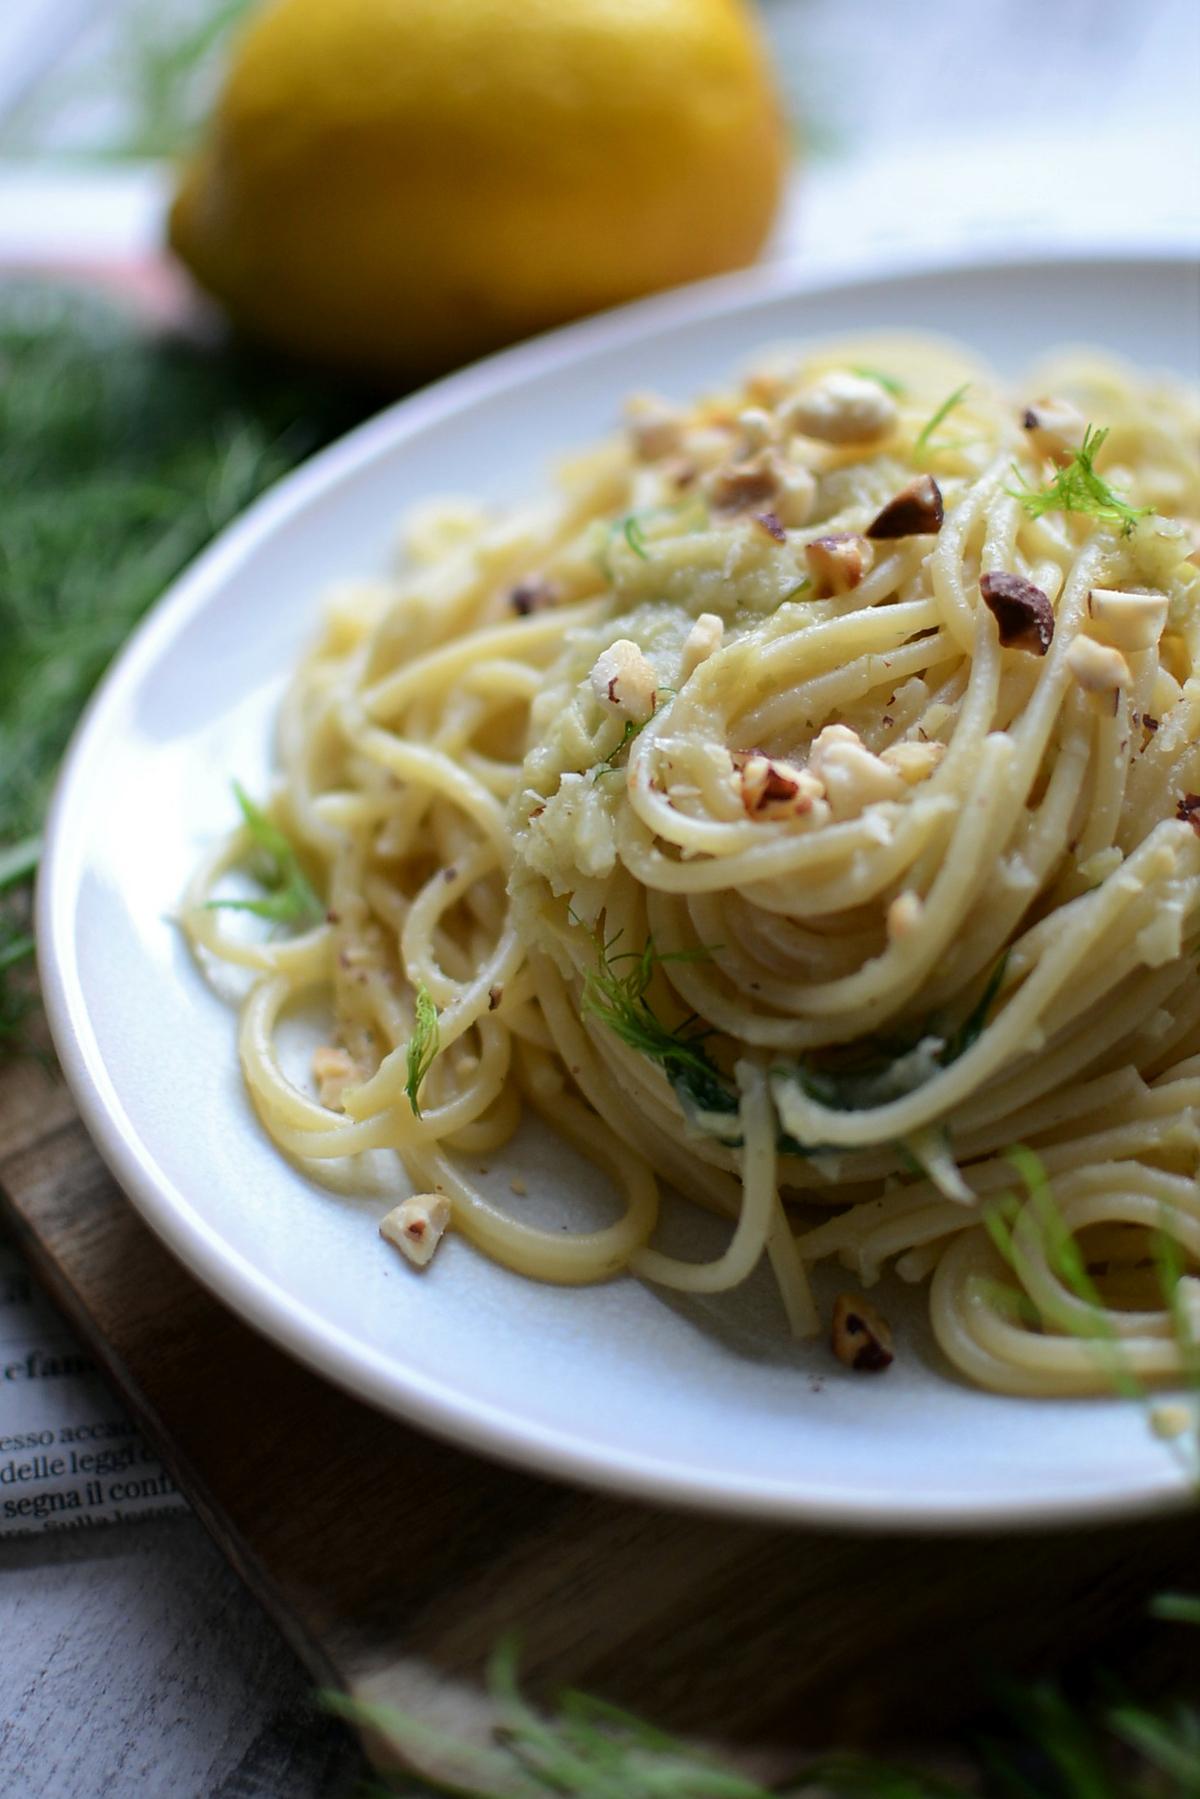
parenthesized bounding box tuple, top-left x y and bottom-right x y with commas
(37, 241, 1200, 1531)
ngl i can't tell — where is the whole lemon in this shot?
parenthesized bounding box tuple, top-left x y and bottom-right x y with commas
(169, 0, 787, 379)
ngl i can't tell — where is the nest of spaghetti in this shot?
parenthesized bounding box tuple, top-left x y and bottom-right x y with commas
(185, 333, 1200, 1398)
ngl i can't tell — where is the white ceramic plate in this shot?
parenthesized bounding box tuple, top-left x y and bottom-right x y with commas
(39, 247, 1200, 1528)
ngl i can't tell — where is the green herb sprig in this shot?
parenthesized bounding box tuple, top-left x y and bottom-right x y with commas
(913, 383, 971, 463)
(598, 498, 708, 580)
(1007, 424, 1153, 537)
(326, 1608, 1200, 1799)
(329, 1638, 787, 1798)
(593, 719, 643, 781)
(582, 938, 1009, 1161)
(982, 1146, 1143, 1405)
(579, 928, 740, 1135)
(205, 783, 323, 928)
(940, 952, 1009, 1066)
(581, 933, 723, 1087)
(786, 953, 1009, 1116)
(984, 1145, 1200, 1441)
(592, 688, 676, 782)
(405, 985, 440, 1118)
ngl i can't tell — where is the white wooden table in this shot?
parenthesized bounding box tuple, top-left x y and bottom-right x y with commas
(0, 1, 1196, 1793)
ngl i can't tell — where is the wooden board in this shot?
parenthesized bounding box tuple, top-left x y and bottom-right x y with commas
(0, 1047, 1196, 1786)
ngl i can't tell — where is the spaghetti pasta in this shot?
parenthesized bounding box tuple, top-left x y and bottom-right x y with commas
(183, 333, 1200, 1397)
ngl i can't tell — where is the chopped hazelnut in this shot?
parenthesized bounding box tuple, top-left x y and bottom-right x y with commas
(886, 890, 924, 940)
(732, 750, 824, 820)
(507, 575, 559, 616)
(1085, 587, 1169, 653)
(879, 740, 945, 784)
(979, 571, 1055, 654)
(706, 451, 815, 528)
(755, 511, 787, 543)
(706, 454, 777, 514)
(773, 462, 818, 528)
(312, 1045, 362, 1110)
(866, 475, 944, 539)
(1175, 793, 1200, 838)
(1065, 635, 1130, 696)
(589, 639, 658, 722)
(743, 364, 791, 409)
(804, 532, 873, 597)
(663, 457, 698, 491)
(782, 371, 898, 445)
(679, 424, 731, 472)
(736, 406, 774, 452)
(680, 612, 724, 680)
(380, 1194, 451, 1268)
(831, 1292, 894, 1371)
(1021, 396, 1086, 465)
(624, 392, 683, 462)
(808, 723, 906, 820)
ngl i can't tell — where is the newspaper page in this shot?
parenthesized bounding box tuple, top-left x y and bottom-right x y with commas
(0, 1238, 185, 1536)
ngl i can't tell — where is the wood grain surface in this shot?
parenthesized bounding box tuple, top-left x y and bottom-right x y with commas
(0, 1050, 1196, 1787)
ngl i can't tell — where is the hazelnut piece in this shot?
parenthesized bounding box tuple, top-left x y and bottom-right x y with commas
(589, 639, 659, 722)
(731, 750, 824, 820)
(782, 371, 898, 445)
(680, 612, 724, 680)
(979, 571, 1055, 654)
(624, 393, 683, 463)
(804, 532, 873, 596)
(507, 576, 558, 616)
(1085, 587, 1168, 653)
(380, 1194, 452, 1268)
(1021, 396, 1086, 465)
(1065, 635, 1130, 696)
(831, 1293, 894, 1371)
(866, 476, 944, 539)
